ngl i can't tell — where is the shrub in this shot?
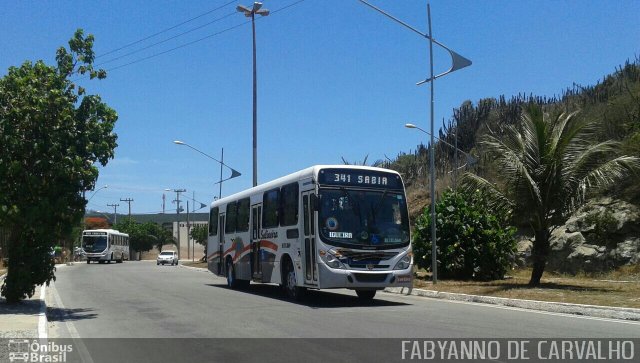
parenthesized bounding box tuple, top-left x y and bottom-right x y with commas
(413, 189, 516, 280)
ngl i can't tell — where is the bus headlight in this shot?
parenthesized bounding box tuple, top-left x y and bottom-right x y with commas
(320, 249, 345, 269)
(393, 253, 412, 270)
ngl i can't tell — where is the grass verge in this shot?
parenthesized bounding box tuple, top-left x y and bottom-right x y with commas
(414, 266, 640, 309)
(183, 261, 207, 269)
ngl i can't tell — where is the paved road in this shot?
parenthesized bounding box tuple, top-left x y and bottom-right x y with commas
(48, 261, 640, 339)
(45, 261, 640, 362)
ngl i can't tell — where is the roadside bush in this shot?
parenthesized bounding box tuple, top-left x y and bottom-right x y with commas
(413, 189, 516, 280)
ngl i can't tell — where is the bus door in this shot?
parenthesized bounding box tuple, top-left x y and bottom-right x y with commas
(302, 191, 318, 285)
(218, 214, 225, 275)
(251, 204, 263, 280)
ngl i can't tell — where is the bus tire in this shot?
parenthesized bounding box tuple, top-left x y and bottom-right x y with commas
(226, 258, 239, 289)
(356, 290, 376, 301)
(87, 260, 90, 264)
(283, 258, 305, 301)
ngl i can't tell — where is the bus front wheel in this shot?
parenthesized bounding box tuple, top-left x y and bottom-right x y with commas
(356, 290, 376, 301)
(226, 259, 238, 289)
(283, 259, 305, 301)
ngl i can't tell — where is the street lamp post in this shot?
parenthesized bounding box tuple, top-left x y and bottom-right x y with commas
(405, 123, 477, 283)
(173, 141, 241, 199)
(87, 185, 108, 203)
(165, 188, 186, 260)
(360, 0, 472, 284)
(237, 2, 269, 187)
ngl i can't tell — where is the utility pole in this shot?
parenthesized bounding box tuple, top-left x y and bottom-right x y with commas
(187, 201, 190, 261)
(120, 198, 134, 221)
(166, 189, 186, 259)
(107, 203, 119, 225)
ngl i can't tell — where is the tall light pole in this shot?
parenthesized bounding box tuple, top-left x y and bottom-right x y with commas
(360, 0, 472, 284)
(237, 2, 269, 187)
(165, 188, 186, 259)
(87, 185, 108, 203)
(173, 140, 241, 199)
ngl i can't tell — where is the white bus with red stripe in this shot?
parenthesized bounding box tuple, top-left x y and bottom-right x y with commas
(207, 165, 413, 300)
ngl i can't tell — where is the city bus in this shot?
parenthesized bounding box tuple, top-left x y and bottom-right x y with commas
(207, 165, 412, 300)
(82, 229, 130, 264)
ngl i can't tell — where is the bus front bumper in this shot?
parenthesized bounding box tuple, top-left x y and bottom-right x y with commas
(317, 263, 413, 290)
(85, 253, 109, 261)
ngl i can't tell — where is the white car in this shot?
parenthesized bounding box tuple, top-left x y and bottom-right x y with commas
(157, 250, 178, 266)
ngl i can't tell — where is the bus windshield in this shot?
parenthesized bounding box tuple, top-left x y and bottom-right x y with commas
(318, 188, 410, 249)
(82, 235, 108, 253)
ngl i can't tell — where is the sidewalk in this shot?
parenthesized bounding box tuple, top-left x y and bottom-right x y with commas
(0, 273, 45, 339)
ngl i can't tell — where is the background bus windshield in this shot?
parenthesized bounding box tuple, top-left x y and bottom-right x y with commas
(318, 189, 410, 248)
(82, 235, 108, 253)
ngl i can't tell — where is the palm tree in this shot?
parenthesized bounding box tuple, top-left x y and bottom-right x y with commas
(462, 104, 639, 286)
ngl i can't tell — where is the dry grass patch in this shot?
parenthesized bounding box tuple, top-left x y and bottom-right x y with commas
(183, 261, 207, 269)
(414, 267, 640, 309)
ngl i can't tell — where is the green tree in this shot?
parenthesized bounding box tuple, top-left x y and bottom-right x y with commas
(0, 30, 117, 303)
(462, 104, 640, 286)
(113, 220, 166, 257)
(190, 224, 208, 260)
(413, 189, 516, 280)
(151, 224, 175, 253)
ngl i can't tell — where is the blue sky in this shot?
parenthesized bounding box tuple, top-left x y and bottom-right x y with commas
(2, 0, 639, 214)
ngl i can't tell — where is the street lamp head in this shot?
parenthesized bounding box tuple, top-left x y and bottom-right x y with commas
(173, 140, 185, 145)
(405, 123, 417, 129)
(237, 5, 252, 16)
(237, 2, 269, 17)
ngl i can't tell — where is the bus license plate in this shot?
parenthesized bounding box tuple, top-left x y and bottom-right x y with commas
(397, 275, 411, 283)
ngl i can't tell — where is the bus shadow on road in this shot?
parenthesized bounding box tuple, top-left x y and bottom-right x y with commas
(46, 306, 98, 322)
(205, 283, 411, 308)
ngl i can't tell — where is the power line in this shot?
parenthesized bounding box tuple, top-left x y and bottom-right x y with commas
(96, 11, 237, 68)
(99, 0, 307, 75)
(97, 0, 236, 59)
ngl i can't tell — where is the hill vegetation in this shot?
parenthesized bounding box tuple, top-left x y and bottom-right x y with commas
(377, 58, 640, 222)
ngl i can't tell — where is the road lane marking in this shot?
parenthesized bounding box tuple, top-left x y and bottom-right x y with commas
(38, 285, 47, 340)
(50, 281, 95, 363)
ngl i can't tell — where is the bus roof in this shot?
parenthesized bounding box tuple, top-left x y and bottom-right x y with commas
(211, 164, 403, 208)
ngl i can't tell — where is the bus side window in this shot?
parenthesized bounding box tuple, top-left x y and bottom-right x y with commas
(237, 198, 250, 232)
(280, 182, 299, 227)
(262, 188, 279, 228)
(225, 202, 237, 233)
(209, 207, 219, 236)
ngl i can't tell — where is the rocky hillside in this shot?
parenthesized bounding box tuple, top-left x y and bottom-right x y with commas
(380, 59, 640, 272)
(517, 198, 640, 272)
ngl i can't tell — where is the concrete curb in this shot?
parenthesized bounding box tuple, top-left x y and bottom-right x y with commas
(384, 287, 640, 321)
(178, 264, 209, 273)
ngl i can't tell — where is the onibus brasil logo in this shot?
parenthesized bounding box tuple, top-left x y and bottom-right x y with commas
(8, 340, 73, 362)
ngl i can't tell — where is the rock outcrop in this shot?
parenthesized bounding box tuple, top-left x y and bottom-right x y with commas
(516, 198, 640, 273)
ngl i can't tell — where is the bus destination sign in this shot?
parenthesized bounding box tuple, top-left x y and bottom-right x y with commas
(84, 231, 107, 236)
(318, 168, 402, 190)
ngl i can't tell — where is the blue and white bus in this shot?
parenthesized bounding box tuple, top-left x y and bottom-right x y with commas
(82, 229, 129, 264)
(207, 165, 412, 300)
